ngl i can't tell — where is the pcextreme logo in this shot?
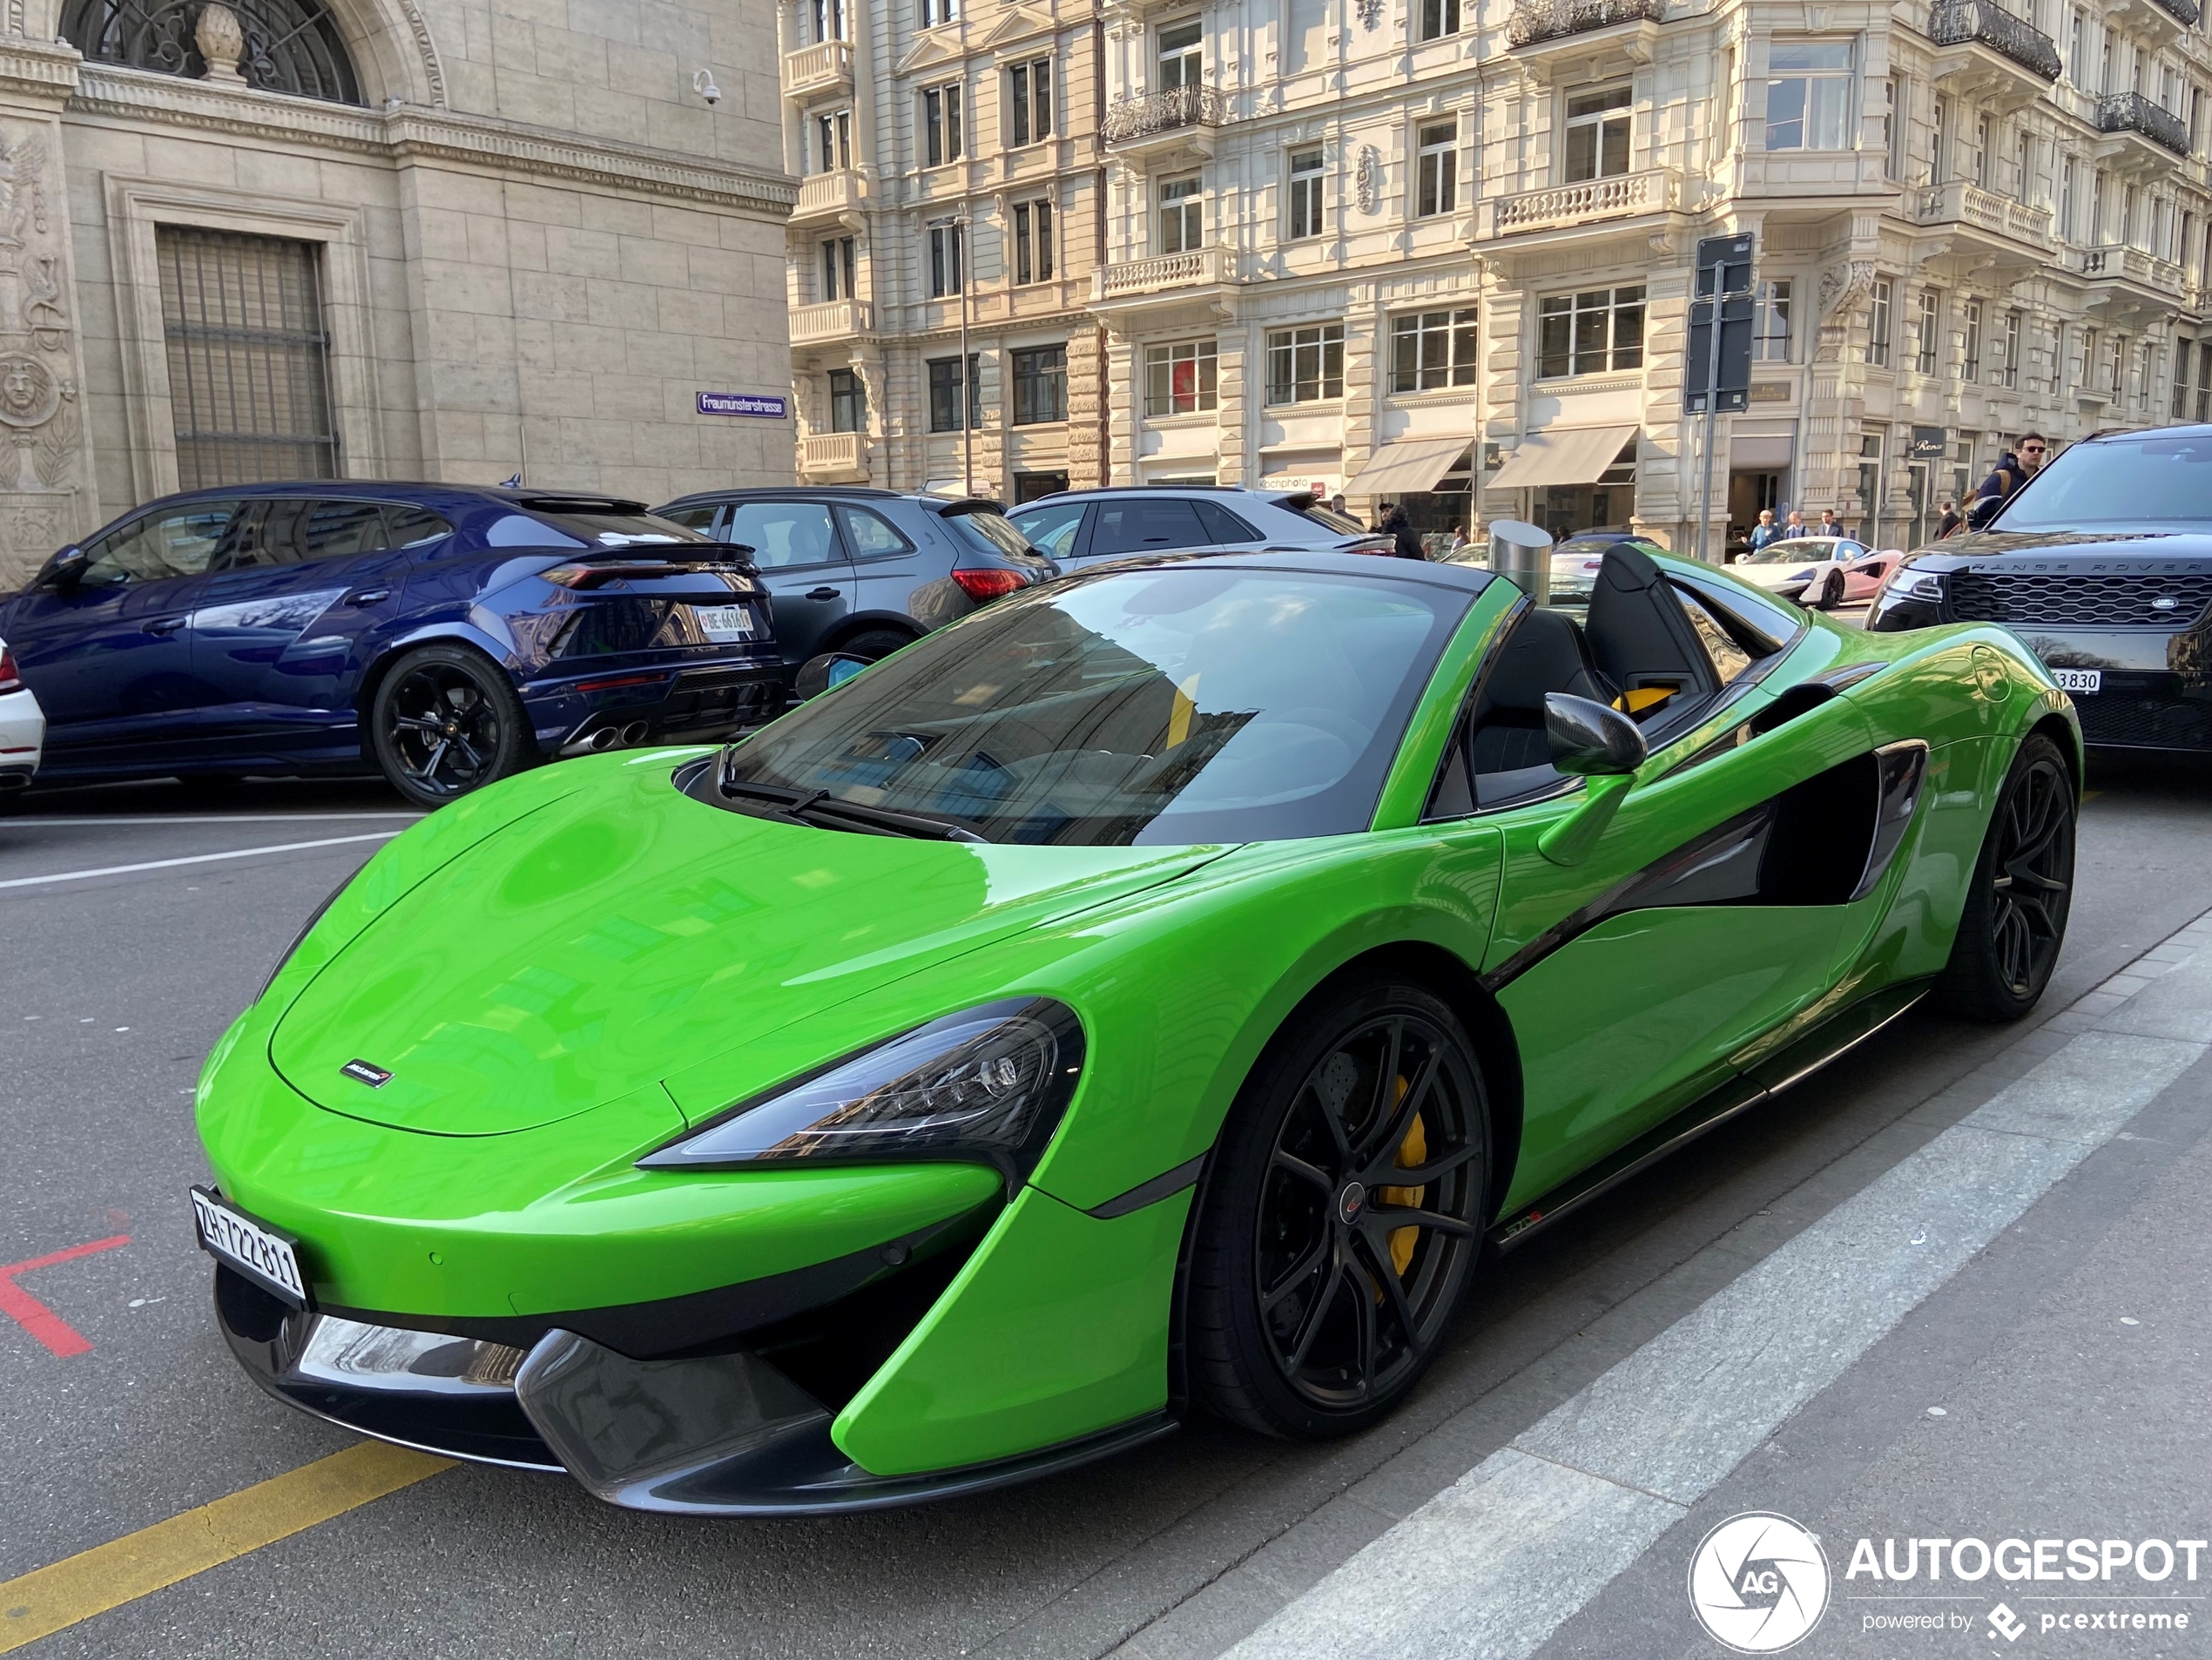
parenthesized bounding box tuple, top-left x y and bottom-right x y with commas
(1689, 1512, 1832, 1653)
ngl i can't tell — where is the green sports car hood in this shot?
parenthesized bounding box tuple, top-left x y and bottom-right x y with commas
(269, 753, 1225, 1137)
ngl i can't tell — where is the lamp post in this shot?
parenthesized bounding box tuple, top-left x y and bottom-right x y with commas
(929, 211, 974, 494)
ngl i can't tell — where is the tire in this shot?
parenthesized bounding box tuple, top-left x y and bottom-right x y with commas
(368, 644, 536, 810)
(1819, 570, 1845, 609)
(1934, 732, 2076, 1022)
(836, 627, 917, 664)
(1186, 976, 1490, 1440)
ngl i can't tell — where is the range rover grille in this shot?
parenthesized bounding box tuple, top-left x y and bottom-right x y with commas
(1950, 570, 2212, 629)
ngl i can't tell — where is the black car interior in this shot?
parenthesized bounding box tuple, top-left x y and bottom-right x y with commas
(1427, 546, 1783, 817)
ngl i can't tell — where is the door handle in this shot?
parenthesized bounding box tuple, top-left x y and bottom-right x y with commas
(805, 587, 840, 601)
(344, 587, 391, 606)
(144, 617, 185, 637)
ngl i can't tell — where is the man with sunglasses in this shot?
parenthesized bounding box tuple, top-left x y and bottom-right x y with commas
(1965, 433, 2048, 530)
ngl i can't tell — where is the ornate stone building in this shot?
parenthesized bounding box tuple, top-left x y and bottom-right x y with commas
(776, 0, 1109, 500)
(1077, 0, 2210, 552)
(0, 0, 794, 588)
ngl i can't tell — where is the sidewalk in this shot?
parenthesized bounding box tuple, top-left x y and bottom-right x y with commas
(1131, 911, 2212, 1659)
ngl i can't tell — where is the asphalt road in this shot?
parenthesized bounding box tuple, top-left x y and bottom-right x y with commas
(2, 747, 2208, 1659)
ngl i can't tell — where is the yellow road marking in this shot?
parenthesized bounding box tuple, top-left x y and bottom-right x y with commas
(0, 1442, 452, 1652)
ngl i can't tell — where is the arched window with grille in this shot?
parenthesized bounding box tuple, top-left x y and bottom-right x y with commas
(61, 0, 363, 105)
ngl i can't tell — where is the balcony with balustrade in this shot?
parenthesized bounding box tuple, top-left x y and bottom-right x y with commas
(2095, 91, 2191, 172)
(1101, 84, 1232, 159)
(2104, 0, 2199, 44)
(1483, 168, 1681, 242)
(799, 432, 868, 482)
(784, 38, 853, 101)
(1925, 0, 2060, 109)
(789, 169, 871, 232)
(1506, 0, 1664, 78)
(2080, 242, 2184, 298)
(790, 299, 873, 348)
(1911, 179, 2055, 257)
(1088, 245, 1233, 318)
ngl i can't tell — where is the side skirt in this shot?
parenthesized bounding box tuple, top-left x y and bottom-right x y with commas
(1487, 978, 1931, 1251)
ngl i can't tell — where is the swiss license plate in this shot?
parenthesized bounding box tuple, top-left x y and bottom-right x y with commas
(2052, 667, 2102, 695)
(191, 1186, 310, 1307)
(692, 604, 755, 643)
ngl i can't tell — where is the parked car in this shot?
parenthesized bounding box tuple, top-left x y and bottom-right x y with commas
(0, 483, 783, 808)
(654, 489, 1054, 674)
(193, 544, 2078, 1513)
(1435, 528, 1668, 608)
(1729, 535, 1893, 608)
(1870, 422, 2212, 753)
(0, 634, 44, 799)
(1006, 486, 1393, 572)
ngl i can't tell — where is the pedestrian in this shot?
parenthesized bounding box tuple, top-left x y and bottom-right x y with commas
(1784, 509, 1807, 536)
(1936, 499, 1961, 537)
(1448, 524, 1472, 556)
(1965, 433, 2048, 530)
(1329, 492, 1357, 525)
(1817, 508, 1840, 536)
(1379, 502, 1426, 560)
(1747, 509, 1783, 553)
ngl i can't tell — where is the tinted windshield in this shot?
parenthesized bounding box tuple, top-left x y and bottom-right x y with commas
(1744, 538, 1837, 564)
(522, 509, 712, 547)
(941, 507, 1041, 560)
(1995, 434, 2212, 529)
(1008, 501, 1086, 559)
(1296, 502, 1367, 535)
(718, 566, 1473, 845)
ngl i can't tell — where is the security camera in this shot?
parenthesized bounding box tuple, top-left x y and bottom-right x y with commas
(693, 68, 722, 105)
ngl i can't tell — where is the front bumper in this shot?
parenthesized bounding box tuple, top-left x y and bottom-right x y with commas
(213, 1265, 1174, 1515)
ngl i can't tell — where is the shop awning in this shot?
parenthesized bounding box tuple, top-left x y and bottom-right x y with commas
(1487, 424, 1638, 490)
(1731, 434, 1795, 469)
(1342, 435, 1471, 498)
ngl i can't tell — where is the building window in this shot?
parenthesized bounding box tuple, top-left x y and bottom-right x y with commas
(2000, 308, 2022, 389)
(1885, 76, 1906, 179)
(927, 354, 981, 431)
(1264, 322, 1345, 403)
(1145, 339, 1217, 415)
(1868, 277, 1892, 367)
(1287, 147, 1325, 239)
(1973, 112, 1993, 187)
(1565, 86, 1631, 182)
(1011, 346, 1067, 425)
(828, 368, 866, 433)
(1008, 57, 1052, 145)
(816, 110, 853, 172)
(928, 222, 964, 296)
(2174, 341, 2193, 419)
(1914, 288, 1940, 375)
(2080, 325, 2097, 393)
(1858, 427, 1885, 532)
(1766, 40, 1855, 151)
(1932, 97, 1948, 180)
(1415, 121, 1458, 217)
(1961, 299, 1982, 381)
(1537, 286, 1645, 378)
(2013, 128, 2032, 201)
(2140, 341, 2155, 409)
(2060, 155, 2076, 241)
(64, 0, 362, 101)
(2107, 333, 2125, 395)
(919, 0, 956, 25)
(923, 83, 963, 165)
(1158, 175, 1202, 253)
(158, 226, 337, 486)
(1389, 307, 1478, 391)
(814, 0, 847, 38)
(1419, 0, 1460, 40)
(1751, 280, 1793, 361)
(1158, 19, 1201, 89)
(2070, 7, 2087, 85)
(1012, 200, 1055, 284)
(820, 236, 856, 302)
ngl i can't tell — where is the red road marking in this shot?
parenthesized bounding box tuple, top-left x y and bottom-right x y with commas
(0, 1234, 131, 1357)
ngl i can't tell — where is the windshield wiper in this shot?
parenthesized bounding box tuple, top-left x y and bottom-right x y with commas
(716, 768, 986, 843)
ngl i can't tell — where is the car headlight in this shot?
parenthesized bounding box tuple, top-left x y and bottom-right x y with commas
(1789, 568, 1817, 583)
(1899, 571, 1946, 601)
(638, 998, 1084, 1186)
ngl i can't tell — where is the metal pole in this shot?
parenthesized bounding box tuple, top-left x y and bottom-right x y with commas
(958, 219, 973, 496)
(1696, 273, 1723, 564)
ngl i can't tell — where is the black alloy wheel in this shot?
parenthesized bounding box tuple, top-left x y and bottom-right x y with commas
(1188, 979, 1489, 1439)
(369, 644, 534, 809)
(837, 627, 918, 664)
(1936, 732, 2076, 1021)
(1820, 569, 1846, 609)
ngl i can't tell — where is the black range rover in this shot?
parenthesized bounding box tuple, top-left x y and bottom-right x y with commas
(1870, 425, 2212, 752)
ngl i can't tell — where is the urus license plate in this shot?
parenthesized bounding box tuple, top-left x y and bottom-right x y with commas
(692, 604, 755, 643)
(191, 1186, 310, 1307)
(2052, 668, 2102, 695)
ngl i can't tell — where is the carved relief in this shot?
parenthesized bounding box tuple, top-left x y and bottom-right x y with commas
(0, 117, 89, 585)
(1814, 258, 1877, 363)
(1356, 145, 1382, 213)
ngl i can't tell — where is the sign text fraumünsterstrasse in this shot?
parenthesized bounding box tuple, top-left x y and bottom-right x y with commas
(697, 392, 790, 419)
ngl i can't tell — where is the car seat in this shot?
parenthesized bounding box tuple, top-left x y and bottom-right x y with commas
(1467, 607, 1615, 773)
(1581, 544, 1721, 719)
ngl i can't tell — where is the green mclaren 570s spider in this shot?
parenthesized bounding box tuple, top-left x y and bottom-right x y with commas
(194, 544, 2080, 1515)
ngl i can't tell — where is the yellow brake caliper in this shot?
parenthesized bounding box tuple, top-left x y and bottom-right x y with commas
(1376, 1076, 1428, 1278)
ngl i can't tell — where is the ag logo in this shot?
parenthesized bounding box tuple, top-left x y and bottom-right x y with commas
(1687, 1512, 1831, 1653)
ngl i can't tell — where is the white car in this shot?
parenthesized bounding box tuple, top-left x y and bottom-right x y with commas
(1730, 536, 1904, 609)
(0, 634, 43, 799)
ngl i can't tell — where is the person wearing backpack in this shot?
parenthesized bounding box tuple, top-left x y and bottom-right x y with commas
(1966, 434, 2048, 530)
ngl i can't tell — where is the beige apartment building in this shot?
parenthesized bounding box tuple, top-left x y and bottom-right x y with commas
(1073, 0, 2212, 553)
(778, 0, 1109, 500)
(0, 0, 794, 590)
